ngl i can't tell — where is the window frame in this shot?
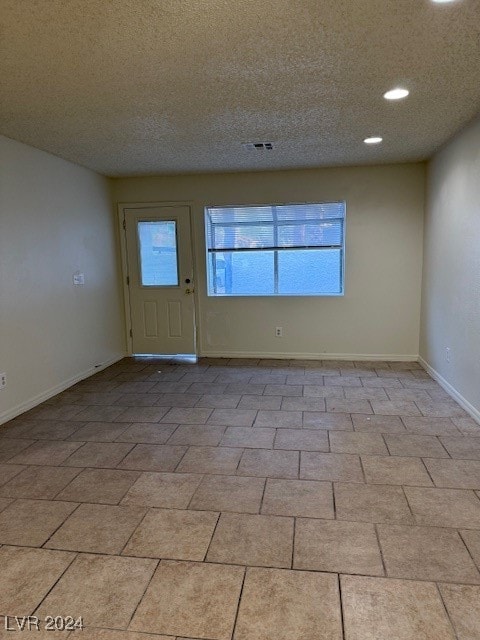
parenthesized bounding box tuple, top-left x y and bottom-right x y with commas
(204, 201, 346, 297)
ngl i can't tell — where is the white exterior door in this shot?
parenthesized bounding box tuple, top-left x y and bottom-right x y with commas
(124, 205, 196, 354)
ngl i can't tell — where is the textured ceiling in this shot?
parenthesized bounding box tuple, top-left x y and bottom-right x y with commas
(1, 0, 479, 176)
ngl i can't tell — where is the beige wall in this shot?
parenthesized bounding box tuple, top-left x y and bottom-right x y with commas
(420, 116, 480, 418)
(112, 163, 425, 360)
(0, 136, 125, 424)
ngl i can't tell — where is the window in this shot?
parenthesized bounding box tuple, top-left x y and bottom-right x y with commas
(137, 220, 179, 286)
(205, 203, 345, 296)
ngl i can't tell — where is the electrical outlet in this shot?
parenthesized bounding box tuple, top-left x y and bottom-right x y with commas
(445, 347, 451, 363)
(275, 327, 283, 338)
(0, 373, 6, 390)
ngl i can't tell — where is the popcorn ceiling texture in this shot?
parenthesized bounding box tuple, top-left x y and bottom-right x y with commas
(1, 0, 479, 176)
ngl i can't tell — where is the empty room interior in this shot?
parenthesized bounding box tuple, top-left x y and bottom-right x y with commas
(1, 0, 480, 638)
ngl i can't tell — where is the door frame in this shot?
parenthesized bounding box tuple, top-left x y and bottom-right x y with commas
(117, 201, 198, 356)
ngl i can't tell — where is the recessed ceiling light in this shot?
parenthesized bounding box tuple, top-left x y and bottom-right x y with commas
(364, 137, 383, 144)
(383, 88, 409, 100)
(431, 0, 457, 3)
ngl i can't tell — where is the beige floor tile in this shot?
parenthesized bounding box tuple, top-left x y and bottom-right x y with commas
(341, 575, 456, 640)
(302, 385, 345, 398)
(300, 452, 364, 482)
(452, 417, 480, 436)
(416, 401, 468, 418)
(55, 468, 140, 504)
(45, 503, 147, 554)
(384, 434, 449, 457)
(149, 381, 190, 394)
(155, 392, 200, 406)
(386, 388, 433, 402)
(371, 400, 421, 416)
(335, 483, 413, 524)
(7, 440, 83, 465)
(0, 465, 81, 499)
(123, 508, 218, 560)
(263, 384, 303, 396)
(402, 378, 443, 390)
(118, 444, 187, 472)
(274, 429, 329, 451)
(261, 478, 333, 518)
(254, 410, 303, 428)
(344, 387, 389, 401)
(113, 381, 157, 394)
(64, 630, 170, 640)
(352, 413, 406, 433)
(359, 376, 404, 388)
(362, 455, 433, 486)
(237, 449, 299, 478)
(0, 497, 12, 512)
(405, 486, 480, 528)
(225, 383, 265, 395)
(32, 405, 85, 420)
(187, 383, 228, 395)
(121, 471, 202, 508)
(294, 519, 383, 575)
(302, 412, 353, 430)
(441, 436, 480, 460)
(74, 406, 126, 422)
(37, 554, 157, 630)
(326, 398, 373, 413)
(220, 427, 275, 449)
(196, 394, 242, 408)
(207, 512, 293, 567)
(461, 529, 480, 567)
(67, 421, 131, 441)
(237, 395, 282, 410)
(402, 416, 461, 436)
(0, 420, 37, 439)
(74, 391, 123, 405)
(116, 407, 171, 423)
(167, 424, 226, 446)
(19, 420, 85, 440)
(234, 567, 342, 640)
(115, 422, 177, 444)
(330, 431, 388, 455)
(325, 375, 361, 387)
(0, 499, 77, 546)
(439, 584, 480, 640)
(63, 442, 134, 468)
(0, 546, 74, 617)
(424, 458, 480, 489)
(190, 475, 265, 513)
(130, 560, 244, 639)
(0, 622, 70, 639)
(176, 446, 242, 474)
(0, 463, 26, 486)
(161, 408, 213, 424)
(114, 392, 162, 406)
(378, 524, 480, 583)
(207, 409, 257, 427)
(281, 397, 326, 411)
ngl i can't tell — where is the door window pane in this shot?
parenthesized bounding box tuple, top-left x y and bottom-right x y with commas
(138, 221, 179, 286)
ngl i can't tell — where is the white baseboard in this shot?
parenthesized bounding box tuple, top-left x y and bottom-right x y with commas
(199, 350, 419, 362)
(0, 354, 126, 426)
(418, 356, 480, 425)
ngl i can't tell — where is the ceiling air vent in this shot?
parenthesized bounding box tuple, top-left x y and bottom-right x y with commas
(242, 142, 274, 151)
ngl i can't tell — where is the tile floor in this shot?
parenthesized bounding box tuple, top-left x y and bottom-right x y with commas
(0, 357, 479, 639)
